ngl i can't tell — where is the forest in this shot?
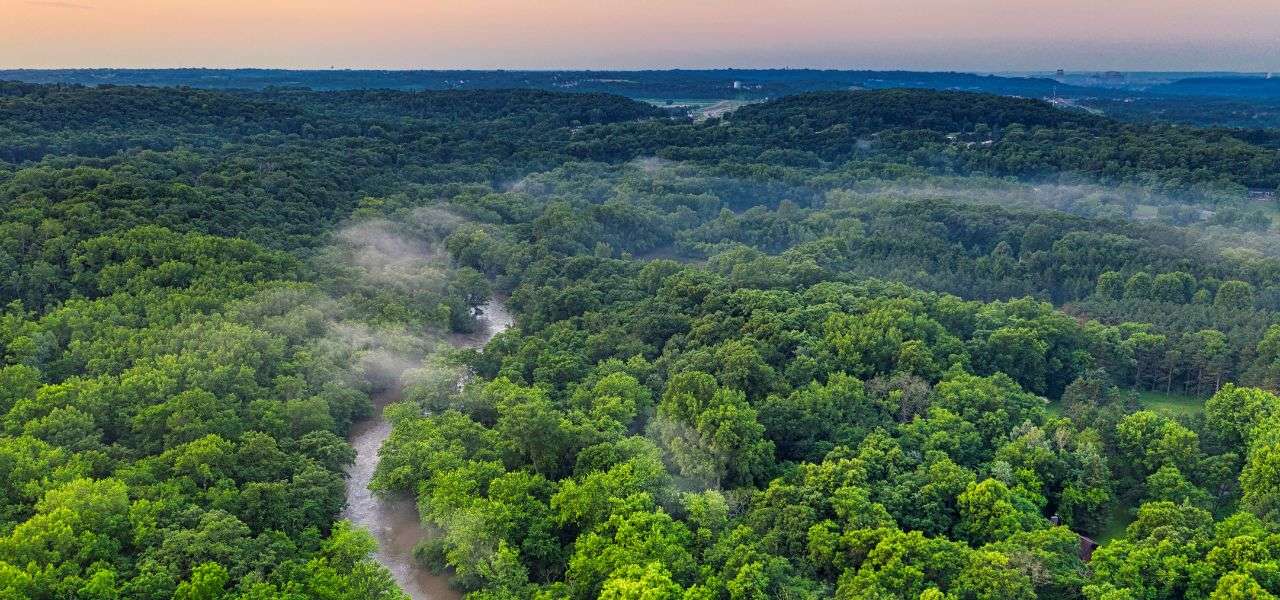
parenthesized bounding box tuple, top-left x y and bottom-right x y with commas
(13, 69, 1280, 131)
(0, 69, 1120, 99)
(4, 81, 1280, 599)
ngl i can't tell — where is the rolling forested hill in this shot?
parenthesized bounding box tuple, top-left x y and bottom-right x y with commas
(0, 68, 1113, 99)
(4, 82, 1280, 599)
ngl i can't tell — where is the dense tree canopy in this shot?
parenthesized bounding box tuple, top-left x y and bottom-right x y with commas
(4, 80, 1280, 599)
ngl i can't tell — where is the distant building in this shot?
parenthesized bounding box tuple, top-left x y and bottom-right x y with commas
(1049, 515, 1099, 562)
(1079, 536, 1099, 562)
(732, 81, 742, 90)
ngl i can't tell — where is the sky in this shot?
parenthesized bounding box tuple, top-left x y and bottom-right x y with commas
(5, 0, 1280, 71)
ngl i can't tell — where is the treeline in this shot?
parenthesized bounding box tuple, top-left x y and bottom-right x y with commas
(8, 84, 1280, 206)
(1086, 96, 1280, 130)
(0, 68, 1113, 100)
(559, 89, 1280, 202)
(0, 82, 664, 163)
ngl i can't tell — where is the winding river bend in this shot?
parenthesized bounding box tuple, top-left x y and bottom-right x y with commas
(343, 299, 513, 600)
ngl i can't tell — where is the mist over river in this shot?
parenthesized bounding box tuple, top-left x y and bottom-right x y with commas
(343, 299, 513, 600)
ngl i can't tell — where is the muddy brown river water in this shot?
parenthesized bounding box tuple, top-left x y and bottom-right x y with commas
(343, 299, 513, 600)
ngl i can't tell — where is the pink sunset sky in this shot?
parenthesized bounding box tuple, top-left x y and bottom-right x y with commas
(6, 0, 1280, 71)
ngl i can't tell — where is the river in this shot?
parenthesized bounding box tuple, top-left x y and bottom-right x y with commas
(343, 299, 513, 600)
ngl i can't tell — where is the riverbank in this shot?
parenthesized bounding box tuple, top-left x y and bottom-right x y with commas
(342, 299, 512, 600)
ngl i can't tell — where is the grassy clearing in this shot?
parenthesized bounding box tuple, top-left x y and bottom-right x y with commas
(1136, 390, 1204, 417)
(694, 100, 756, 120)
(1047, 390, 1204, 420)
(1044, 399, 1063, 418)
(1050, 390, 1204, 545)
(637, 98, 759, 120)
(1094, 504, 1134, 544)
(637, 98, 725, 109)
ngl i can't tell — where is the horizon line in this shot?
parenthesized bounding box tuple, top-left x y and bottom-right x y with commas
(0, 66, 1273, 75)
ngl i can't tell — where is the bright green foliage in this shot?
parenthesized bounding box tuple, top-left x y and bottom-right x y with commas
(1115, 410, 1202, 477)
(932, 371, 1046, 453)
(652, 372, 775, 489)
(1212, 572, 1276, 599)
(1144, 465, 1212, 508)
(174, 563, 229, 600)
(1206, 385, 1280, 449)
(956, 479, 1025, 546)
(1241, 419, 1280, 521)
(599, 562, 686, 600)
(566, 501, 696, 599)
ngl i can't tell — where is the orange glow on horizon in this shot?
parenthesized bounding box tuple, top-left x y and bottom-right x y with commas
(5, 0, 1280, 71)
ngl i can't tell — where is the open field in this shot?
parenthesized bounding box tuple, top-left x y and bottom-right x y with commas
(1136, 390, 1204, 417)
(695, 100, 756, 120)
(637, 97, 725, 110)
(638, 98, 758, 120)
(1046, 390, 1204, 419)
(1046, 390, 1205, 544)
(1095, 507, 1133, 544)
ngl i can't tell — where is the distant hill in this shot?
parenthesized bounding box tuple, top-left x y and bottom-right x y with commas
(1149, 76, 1280, 98)
(0, 82, 665, 164)
(261, 88, 667, 124)
(0, 68, 1112, 100)
(10, 69, 1280, 130)
(728, 89, 1105, 133)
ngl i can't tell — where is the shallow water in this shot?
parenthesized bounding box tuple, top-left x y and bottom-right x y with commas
(343, 299, 513, 600)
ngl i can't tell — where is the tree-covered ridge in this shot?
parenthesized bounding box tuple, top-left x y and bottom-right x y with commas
(18, 68, 1280, 130)
(0, 68, 1118, 99)
(732, 89, 1107, 132)
(0, 84, 667, 311)
(0, 82, 658, 133)
(9, 84, 1280, 204)
(556, 89, 1280, 200)
(266, 88, 668, 123)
